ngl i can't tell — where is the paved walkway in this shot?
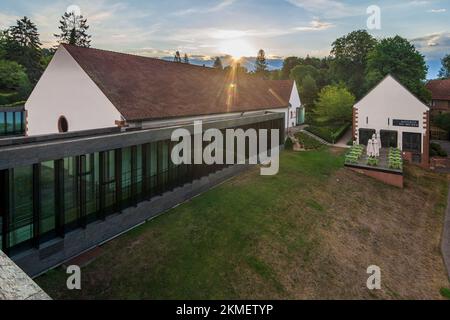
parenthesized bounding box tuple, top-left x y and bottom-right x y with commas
(334, 128, 353, 148)
(443, 184, 450, 281)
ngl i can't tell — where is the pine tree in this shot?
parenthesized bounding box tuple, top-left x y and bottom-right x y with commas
(8, 16, 41, 50)
(4, 17, 43, 84)
(213, 57, 223, 69)
(255, 49, 268, 76)
(183, 53, 189, 64)
(174, 51, 181, 63)
(55, 11, 91, 47)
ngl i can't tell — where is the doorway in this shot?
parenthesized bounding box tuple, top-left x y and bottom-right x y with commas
(380, 130, 398, 148)
(359, 129, 376, 146)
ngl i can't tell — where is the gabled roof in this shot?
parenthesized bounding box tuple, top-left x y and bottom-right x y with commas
(426, 78, 450, 101)
(354, 74, 429, 111)
(61, 44, 294, 122)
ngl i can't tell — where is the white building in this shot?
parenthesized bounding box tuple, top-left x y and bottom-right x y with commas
(26, 44, 303, 136)
(353, 75, 430, 167)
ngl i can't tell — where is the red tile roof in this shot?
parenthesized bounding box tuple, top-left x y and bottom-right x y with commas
(426, 79, 450, 101)
(62, 44, 294, 121)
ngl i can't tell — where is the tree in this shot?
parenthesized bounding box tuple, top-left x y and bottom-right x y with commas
(255, 49, 268, 76)
(438, 54, 450, 79)
(365, 35, 431, 102)
(281, 56, 301, 79)
(4, 17, 43, 84)
(183, 53, 189, 64)
(0, 59, 31, 96)
(315, 85, 355, 124)
(8, 16, 41, 49)
(0, 30, 7, 59)
(55, 11, 91, 47)
(290, 64, 320, 85)
(213, 57, 223, 69)
(174, 51, 181, 63)
(331, 30, 377, 99)
(299, 74, 318, 106)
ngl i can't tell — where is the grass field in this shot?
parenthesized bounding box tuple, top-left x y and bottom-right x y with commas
(36, 148, 450, 299)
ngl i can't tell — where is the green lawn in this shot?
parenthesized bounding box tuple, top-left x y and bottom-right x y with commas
(36, 148, 450, 299)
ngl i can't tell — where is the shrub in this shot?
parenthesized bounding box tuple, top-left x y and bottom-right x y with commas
(295, 132, 323, 150)
(430, 143, 448, 157)
(284, 137, 294, 150)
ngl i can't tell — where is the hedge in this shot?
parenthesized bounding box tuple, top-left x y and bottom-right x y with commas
(306, 122, 351, 144)
(0, 100, 26, 108)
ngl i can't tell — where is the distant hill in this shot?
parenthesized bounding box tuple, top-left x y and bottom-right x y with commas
(162, 55, 284, 72)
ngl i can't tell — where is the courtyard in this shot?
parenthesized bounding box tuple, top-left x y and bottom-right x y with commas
(36, 148, 450, 299)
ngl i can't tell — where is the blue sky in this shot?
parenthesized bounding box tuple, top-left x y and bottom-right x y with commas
(1, 0, 449, 78)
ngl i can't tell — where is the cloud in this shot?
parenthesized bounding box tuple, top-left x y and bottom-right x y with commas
(294, 19, 334, 31)
(0, 12, 19, 29)
(411, 32, 450, 59)
(285, 0, 362, 18)
(427, 9, 447, 13)
(173, 0, 235, 16)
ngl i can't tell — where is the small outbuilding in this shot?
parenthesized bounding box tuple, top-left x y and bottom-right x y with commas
(353, 75, 430, 168)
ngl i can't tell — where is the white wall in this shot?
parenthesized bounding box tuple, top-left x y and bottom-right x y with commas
(354, 75, 429, 151)
(26, 46, 123, 136)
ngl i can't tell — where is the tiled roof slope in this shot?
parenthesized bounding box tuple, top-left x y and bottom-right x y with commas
(426, 79, 450, 101)
(63, 44, 294, 121)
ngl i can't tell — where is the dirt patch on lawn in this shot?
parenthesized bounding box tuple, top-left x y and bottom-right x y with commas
(313, 166, 449, 299)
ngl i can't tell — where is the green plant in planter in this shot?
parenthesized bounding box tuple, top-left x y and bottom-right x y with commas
(367, 157, 379, 166)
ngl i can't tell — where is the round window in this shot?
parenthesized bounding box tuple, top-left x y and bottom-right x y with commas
(58, 116, 68, 133)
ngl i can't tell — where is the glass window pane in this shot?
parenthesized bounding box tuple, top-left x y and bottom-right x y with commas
(40, 161, 56, 237)
(85, 153, 99, 221)
(121, 147, 132, 203)
(6, 112, 14, 134)
(103, 150, 116, 212)
(14, 112, 22, 133)
(0, 112, 5, 135)
(64, 157, 79, 228)
(9, 166, 33, 248)
(136, 145, 142, 197)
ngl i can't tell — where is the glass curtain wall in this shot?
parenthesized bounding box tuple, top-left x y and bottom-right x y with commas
(1, 118, 285, 254)
(0, 111, 25, 136)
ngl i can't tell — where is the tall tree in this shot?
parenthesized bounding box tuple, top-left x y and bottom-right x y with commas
(331, 30, 377, 99)
(174, 51, 181, 63)
(4, 17, 43, 84)
(0, 59, 30, 95)
(0, 30, 7, 59)
(299, 74, 318, 107)
(183, 53, 189, 64)
(290, 64, 320, 85)
(365, 36, 431, 102)
(315, 85, 355, 124)
(438, 54, 450, 79)
(255, 49, 268, 76)
(213, 56, 223, 69)
(55, 11, 91, 47)
(281, 56, 301, 80)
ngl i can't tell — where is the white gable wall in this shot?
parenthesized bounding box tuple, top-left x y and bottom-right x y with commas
(26, 46, 123, 136)
(354, 75, 429, 151)
(265, 82, 300, 129)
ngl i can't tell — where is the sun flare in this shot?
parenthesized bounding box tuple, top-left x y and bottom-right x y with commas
(218, 38, 256, 60)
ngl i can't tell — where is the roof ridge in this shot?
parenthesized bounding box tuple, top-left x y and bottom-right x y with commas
(61, 43, 223, 73)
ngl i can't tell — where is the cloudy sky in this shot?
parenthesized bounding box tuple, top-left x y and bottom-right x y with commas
(1, 0, 449, 77)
